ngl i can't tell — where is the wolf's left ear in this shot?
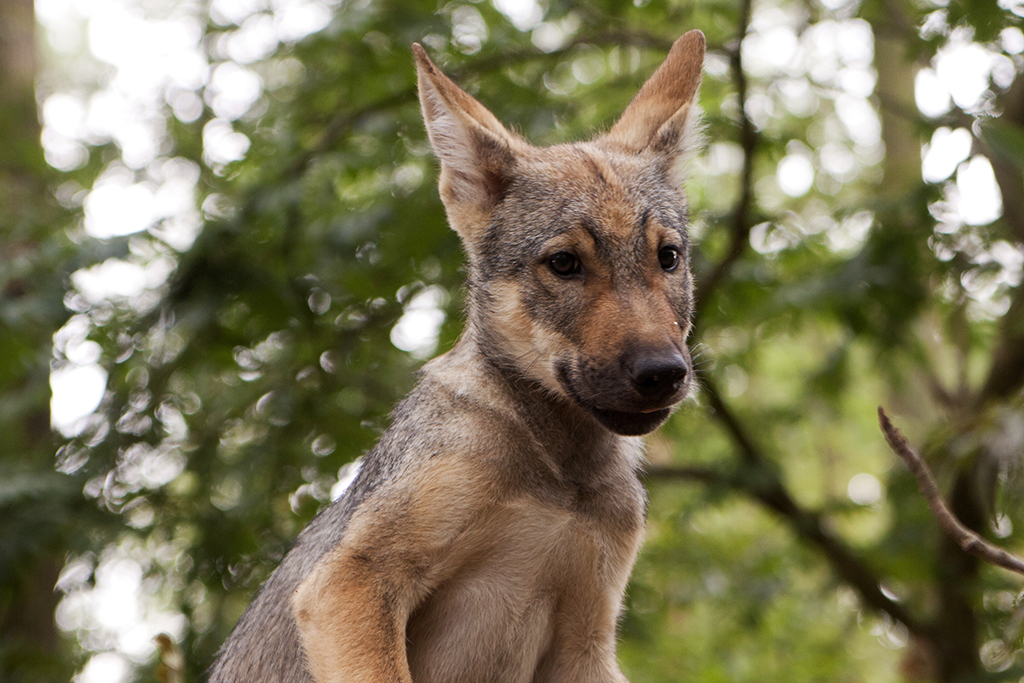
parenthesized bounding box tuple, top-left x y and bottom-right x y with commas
(602, 30, 705, 182)
(413, 44, 521, 238)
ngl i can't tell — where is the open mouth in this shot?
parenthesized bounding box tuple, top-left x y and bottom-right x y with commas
(589, 406, 673, 436)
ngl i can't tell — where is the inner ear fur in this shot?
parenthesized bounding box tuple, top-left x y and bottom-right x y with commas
(413, 44, 524, 231)
(602, 30, 706, 165)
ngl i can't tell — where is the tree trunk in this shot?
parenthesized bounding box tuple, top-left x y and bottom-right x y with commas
(866, 1, 985, 680)
(0, 0, 71, 678)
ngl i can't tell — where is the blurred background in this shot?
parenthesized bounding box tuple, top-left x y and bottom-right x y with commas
(1, 0, 1023, 680)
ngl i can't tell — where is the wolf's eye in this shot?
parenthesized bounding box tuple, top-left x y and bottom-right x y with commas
(548, 252, 582, 278)
(658, 246, 681, 272)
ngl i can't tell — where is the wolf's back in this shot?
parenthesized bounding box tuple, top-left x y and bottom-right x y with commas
(207, 379, 451, 681)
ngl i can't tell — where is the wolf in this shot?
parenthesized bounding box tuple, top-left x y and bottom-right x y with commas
(208, 29, 705, 683)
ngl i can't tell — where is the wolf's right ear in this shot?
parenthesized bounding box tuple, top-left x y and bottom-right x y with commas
(413, 44, 521, 235)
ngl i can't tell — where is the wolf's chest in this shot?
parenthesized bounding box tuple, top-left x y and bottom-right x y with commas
(404, 495, 643, 683)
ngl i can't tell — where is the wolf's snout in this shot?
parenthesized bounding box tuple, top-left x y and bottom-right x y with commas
(626, 352, 688, 402)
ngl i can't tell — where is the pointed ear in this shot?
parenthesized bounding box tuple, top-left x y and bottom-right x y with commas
(413, 44, 521, 235)
(602, 30, 705, 177)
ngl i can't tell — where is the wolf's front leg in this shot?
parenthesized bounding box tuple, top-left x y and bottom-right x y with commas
(292, 544, 418, 683)
(291, 454, 490, 683)
(536, 577, 635, 683)
(537, 641, 631, 683)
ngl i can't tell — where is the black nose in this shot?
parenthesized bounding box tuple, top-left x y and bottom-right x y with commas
(626, 352, 688, 401)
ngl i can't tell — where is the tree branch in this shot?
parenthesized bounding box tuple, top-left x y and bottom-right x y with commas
(984, 72, 1024, 246)
(976, 285, 1024, 405)
(694, 0, 757, 324)
(643, 464, 724, 484)
(647, 399, 927, 635)
(700, 378, 761, 466)
(878, 407, 1024, 577)
(975, 73, 1024, 404)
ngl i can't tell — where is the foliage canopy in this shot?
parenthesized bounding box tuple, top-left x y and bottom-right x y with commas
(2, 0, 1024, 681)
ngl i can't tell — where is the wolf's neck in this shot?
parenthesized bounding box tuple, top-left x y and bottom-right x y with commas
(428, 332, 643, 476)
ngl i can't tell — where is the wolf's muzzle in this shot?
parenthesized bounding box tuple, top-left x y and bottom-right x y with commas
(556, 346, 691, 436)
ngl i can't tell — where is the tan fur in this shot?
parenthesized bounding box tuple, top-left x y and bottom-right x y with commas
(471, 145, 695, 405)
(604, 30, 705, 154)
(293, 348, 647, 683)
(209, 31, 704, 683)
(487, 279, 566, 396)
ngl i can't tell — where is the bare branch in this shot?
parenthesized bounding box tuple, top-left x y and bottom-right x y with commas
(878, 407, 1024, 577)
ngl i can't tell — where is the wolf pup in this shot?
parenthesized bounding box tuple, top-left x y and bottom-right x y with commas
(209, 29, 705, 683)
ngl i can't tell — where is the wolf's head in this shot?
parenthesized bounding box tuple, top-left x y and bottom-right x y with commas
(414, 32, 705, 437)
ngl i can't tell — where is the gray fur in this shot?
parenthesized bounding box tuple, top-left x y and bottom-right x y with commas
(207, 340, 646, 682)
(208, 34, 705, 683)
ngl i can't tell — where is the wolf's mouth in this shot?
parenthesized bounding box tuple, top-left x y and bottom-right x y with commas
(554, 362, 681, 436)
(589, 406, 673, 436)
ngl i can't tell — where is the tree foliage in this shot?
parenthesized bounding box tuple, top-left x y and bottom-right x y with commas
(2, 0, 1024, 681)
